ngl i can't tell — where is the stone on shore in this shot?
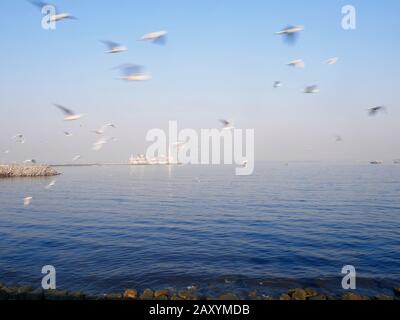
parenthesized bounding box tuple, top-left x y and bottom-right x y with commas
(279, 293, 291, 300)
(308, 294, 327, 301)
(289, 288, 307, 300)
(374, 294, 393, 300)
(0, 165, 59, 178)
(219, 293, 240, 300)
(342, 292, 364, 301)
(394, 287, 400, 296)
(154, 289, 170, 299)
(140, 288, 154, 300)
(123, 289, 138, 300)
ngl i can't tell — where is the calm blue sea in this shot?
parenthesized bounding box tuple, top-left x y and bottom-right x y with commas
(0, 163, 399, 296)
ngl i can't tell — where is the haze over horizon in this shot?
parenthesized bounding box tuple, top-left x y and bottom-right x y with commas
(1, 0, 399, 164)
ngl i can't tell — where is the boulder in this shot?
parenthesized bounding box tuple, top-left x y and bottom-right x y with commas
(140, 288, 154, 300)
(123, 289, 138, 300)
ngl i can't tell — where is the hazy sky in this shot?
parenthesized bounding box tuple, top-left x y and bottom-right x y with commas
(1, 0, 399, 163)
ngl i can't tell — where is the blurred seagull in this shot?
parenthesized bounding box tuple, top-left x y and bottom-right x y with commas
(72, 155, 81, 162)
(335, 135, 343, 142)
(117, 64, 152, 81)
(304, 85, 320, 94)
(54, 104, 86, 121)
(275, 25, 304, 44)
(93, 137, 109, 151)
(287, 59, 305, 68)
(93, 123, 116, 135)
(45, 180, 57, 190)
(24, 159, 37, 164)
(242, 160, 248, 168)
(273, 81, 282, 88)
(101, 41, 128, 54)
(29, 1, 77, 22)
(220, 119, 235, 130)
(24, 197, 33, 207)
(141, 31, 168, 45)
(326, 57, 339, 65)
(4, 150, 10, 154)
(368, 106, 387, 116)
(12, 134, 25, 144)
(64, 131, 73, 137)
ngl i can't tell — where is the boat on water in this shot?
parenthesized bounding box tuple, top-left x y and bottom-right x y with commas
(370, 160, 383, 165)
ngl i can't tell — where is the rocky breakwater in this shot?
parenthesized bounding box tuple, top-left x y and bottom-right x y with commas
(0, 165, 59, 178)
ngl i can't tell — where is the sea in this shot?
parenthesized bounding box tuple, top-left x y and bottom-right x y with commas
(0, 162, 399, 297)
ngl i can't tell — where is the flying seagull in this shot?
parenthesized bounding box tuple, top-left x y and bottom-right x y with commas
(273, 81, 282, 88)
(4, 150, 10, 154)
(64, 131, 73, 137)
(24, 159, 37, 164)
(12, 134, 25, 144)
(54, 104, 86, 121)
(45, 180, 57, 190)
(141, 31, 168, 45)
(287, 59, 305, 68)
(29, 1, 77, 22)
(116, 64, 152, 81)
(93, 123, 116, 135)
(72, 155, 81, 162)
(275, 25, 304, 44)
(368, 106, 387, 116)
(304, 85, 320, 94)
(326, 57, 339, 65)
(101, 41, 128, 54)
(335, 135, 343, 142)
(23, 197, 33, 207)
(220, 119, 235, 130)
(93, 137, 109, 151)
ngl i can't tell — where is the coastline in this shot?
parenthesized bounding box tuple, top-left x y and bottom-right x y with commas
(1, 283, 399, 301)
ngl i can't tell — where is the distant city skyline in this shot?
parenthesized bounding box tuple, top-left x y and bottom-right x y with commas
(1, 0, 399, 163)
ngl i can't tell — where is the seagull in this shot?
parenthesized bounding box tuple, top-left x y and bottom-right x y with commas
(93, 123, 116, 135)
(23, 197, 33, 207)
(12, 134, 25, 144)
(335, 135, 343, 142)
(273, 81, 282, 88)
(64, 131, 73, 137)
(24, 159, 37, 164)
(304, 85, 320, 94)
(45, 180, 57, 190)
(275, 25, 304, 44)
(141, 31, 168, 45)
(368, 106, 387, 116)
(4, 150, 10, 154)
(242, 160, 248, 168)
(93, 137, 109, 151)
(326, 57, 339, 65)
(101, 41, 128, 54)
(54, 104, 86, 121)
(220, 119, 235, 130)
(287, 59, 305, 68)
(72, 155, 81, 162)
(29, 1, 77, 22)
(116, 64, 152, 81)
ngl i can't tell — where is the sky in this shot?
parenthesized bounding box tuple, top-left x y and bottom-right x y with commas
(0, 0, 399, 163)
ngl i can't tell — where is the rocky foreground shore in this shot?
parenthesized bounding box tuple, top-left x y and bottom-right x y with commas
(0, 165, 59, 178)
(1, 284, 399, 301)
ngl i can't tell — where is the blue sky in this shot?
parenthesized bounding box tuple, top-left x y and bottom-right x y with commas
(1, 0, 400, 163)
